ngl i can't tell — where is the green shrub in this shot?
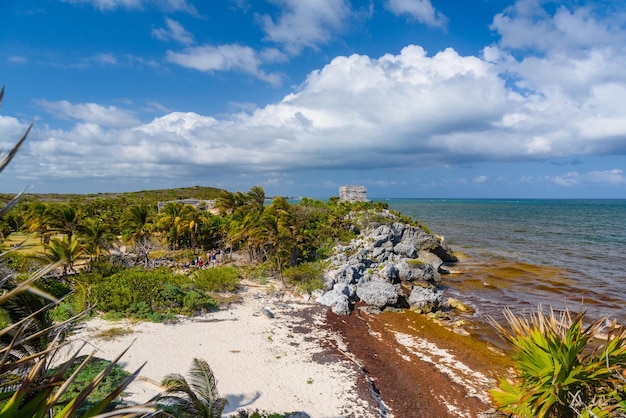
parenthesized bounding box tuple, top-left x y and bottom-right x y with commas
(3, 250, 44, 273)
(182, 290, 218, 314)
(91, 258, 124, 276)
(51, 300, 77, 322)
(282, 262, 324, 294)
(489, 307, 626, 417)
(90, 268, 178, 312)
(0, 308, 10, 328)
(102, 310, 125, 321)
(160, 283, 185, 308)
(87, 268, 217, 319)
(35, 276, 72, 298)
(51, 356, 131, 415)
(192, 267, 241, 293)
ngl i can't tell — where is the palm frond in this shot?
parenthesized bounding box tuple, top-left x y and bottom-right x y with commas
(157, 358, 226, 418)
(0, 124, 31, 175)
(0, 187, 29, 217)
(188, 358, 220, 407)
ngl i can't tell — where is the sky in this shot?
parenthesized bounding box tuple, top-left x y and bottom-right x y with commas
(1, 0, 626, 199)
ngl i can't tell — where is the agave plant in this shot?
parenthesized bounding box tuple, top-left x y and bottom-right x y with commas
(0, 86, 155, 417)
(489, 306, 626, 418)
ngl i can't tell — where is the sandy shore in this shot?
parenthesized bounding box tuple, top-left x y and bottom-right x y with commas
(56, 280, 509, 418)
(57, 284, 378, 417)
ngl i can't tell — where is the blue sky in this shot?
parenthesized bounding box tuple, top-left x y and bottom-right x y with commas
(1, 0, 625, 199)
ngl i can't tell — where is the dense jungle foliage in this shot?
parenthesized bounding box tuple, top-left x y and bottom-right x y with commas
(0, 184, 393, 321)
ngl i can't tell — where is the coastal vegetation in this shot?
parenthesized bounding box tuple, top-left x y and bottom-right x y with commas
(2, 184, 394, 324)
(489, 308, 626, 417)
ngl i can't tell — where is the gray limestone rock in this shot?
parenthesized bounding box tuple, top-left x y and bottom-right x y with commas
(408, 285, 444, 312)
(316, 290, 351, 315)
(356, 280, 399, 309)
(417, 250, 444, 271)
(399, 225, 440, 251)
(380, 262, 399, 282)
(394, 242, 418, 258)
(260, 307, 275, 319)
(324, 264, 359, 289)
(395, 259, 441, 283)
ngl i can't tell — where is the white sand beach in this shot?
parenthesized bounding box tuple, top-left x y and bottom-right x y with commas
(57, 284, 376, 418)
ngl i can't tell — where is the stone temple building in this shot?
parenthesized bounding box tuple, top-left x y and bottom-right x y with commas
(157, 199, 218, 214)
(339, 185, 369, 202)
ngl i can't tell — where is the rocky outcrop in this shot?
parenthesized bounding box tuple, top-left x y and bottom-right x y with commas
(317, 210, 457, 315)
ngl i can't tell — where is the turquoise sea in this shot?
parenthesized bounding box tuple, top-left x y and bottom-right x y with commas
(381, 199, 626, 340)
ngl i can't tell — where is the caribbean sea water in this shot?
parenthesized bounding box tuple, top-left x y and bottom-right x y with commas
(381, 199, 626, 343)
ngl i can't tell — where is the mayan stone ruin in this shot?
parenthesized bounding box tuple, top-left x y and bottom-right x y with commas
(339, 185, 369, 202)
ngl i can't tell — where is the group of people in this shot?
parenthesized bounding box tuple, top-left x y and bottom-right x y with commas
(189, 249, 223, 268)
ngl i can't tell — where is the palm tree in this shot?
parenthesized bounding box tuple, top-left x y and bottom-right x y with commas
(41, 236, 84, 276)
(195, 210, 226, 250)
(23, 201, 50, 243)
(156, 358, 227, 418)
(78, 217, 115, 270)
(244, 185, 265, 214)
(121, 204, 153, 244)
(214, 190, 240, 216)
(177, 205, 201, 249)
(120, 204, 154, 266)
(226, 209, 264, 262)
(45, 203, 81, 243)
(261, 197, 298, 286)
(156, 202, 185, 250)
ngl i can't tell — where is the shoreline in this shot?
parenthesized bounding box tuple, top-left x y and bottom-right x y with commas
(324, 306, 512, 418)
(59, 282, 509, 417)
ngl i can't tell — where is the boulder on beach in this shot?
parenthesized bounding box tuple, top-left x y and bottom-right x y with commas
(355, 280, 399, 309)
(408, 285, 444, 313)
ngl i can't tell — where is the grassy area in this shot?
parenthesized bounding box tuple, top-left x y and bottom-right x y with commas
(1, 185, 225, 205)
(2, 232, 45, 254)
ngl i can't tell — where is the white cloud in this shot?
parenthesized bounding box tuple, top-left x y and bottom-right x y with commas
(152, 18, 194, 45)
(91, 53, 117, 65)
(61, 0, 197, 13)
(7, 56, 27, 64)
(385, 0, 448, 28)
(166, 44, 283, 86)
(6, 0, 626, 194)
(15, 46, 510, 182)
(13, 39, 626, 185)
(35, 100, 139, 128)
(257, 0, 351, 54)
(554, 169, 626, 186)
(489, 0, 626, 98)
(491, 1, 623, 54)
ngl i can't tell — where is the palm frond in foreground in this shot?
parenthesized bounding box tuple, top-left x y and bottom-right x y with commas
(156, 358, 227, 418)
(489, 306, 626, 418)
